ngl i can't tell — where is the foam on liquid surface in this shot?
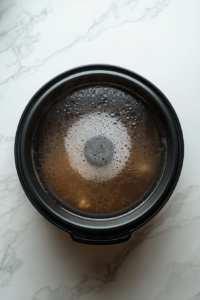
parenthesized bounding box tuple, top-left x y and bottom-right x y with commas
(65, 112, 131, 181)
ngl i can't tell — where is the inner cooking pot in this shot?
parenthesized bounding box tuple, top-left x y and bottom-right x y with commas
(15, 65, 184, 244)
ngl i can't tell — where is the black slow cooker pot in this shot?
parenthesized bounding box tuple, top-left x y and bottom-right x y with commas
(15, 65, 184, 244)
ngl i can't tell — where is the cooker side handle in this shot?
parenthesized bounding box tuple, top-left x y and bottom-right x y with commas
(70, 229, 131, 245)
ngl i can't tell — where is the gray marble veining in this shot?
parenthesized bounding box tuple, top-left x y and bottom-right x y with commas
(0, 0, 170, 86)
(0, 0, 200, 299)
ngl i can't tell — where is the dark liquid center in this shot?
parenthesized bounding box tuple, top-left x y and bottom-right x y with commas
(84, 135, 114, 167)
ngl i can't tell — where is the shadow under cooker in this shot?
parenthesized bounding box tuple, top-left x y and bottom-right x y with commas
(15, 65, 184, 244)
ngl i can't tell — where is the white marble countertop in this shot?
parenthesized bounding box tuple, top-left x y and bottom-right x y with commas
(1, 0, 200, 299)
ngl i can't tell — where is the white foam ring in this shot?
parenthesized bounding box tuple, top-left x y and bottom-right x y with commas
(64, 112, 131, 182)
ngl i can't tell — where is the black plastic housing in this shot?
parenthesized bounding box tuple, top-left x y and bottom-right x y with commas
(15, 65, 184, 244)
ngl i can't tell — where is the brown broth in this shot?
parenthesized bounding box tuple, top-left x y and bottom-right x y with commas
(33, 85, 166, 215)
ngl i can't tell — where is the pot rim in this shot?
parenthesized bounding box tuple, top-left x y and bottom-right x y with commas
(15, 64, 184, 243)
